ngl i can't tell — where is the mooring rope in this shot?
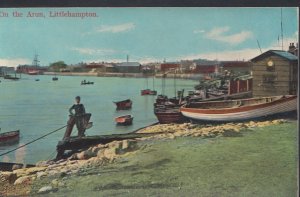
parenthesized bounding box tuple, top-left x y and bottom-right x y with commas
(0, 125, 67, 157)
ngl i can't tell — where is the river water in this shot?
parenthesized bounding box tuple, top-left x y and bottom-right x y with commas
(0, 75, 197, 163)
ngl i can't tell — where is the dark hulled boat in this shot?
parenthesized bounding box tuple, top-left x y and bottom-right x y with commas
(0, 130, 20, 145)
(114, 99, 132, 110)
(81, 81, 94, 85)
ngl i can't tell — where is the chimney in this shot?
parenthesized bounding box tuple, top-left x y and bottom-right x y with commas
(288, 43, 296, 54)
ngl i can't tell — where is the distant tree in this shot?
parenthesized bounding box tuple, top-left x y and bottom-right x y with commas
(49, 61, 67, 72)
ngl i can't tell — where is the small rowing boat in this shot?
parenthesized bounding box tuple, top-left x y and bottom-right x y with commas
(180, 95, 297, 122)
(81, 80, 94, 85)
(0, 130, 20, 145)
(141, 89, 157, 96)
(115, 115, 133, 125)
(114, 99, 132, 110)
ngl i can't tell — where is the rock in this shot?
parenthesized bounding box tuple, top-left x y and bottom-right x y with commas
(92, 146, 101, 154)
(25, 166, 47, 175)
(13, 168, 27, 178)
(37, 185, 58, 194)
(102, 147, 117, 160)
(14, 175, 31, 185)
(122, 140, 137, 151)
(58, 181, 65, 187)
(0, 171, 17, 184)
(51, 179, 59, 187)
(108, 141, 122, 149)
(36, 160, 49, 167)
(76, 150, 96, 160)
(12, 164, 23, 171)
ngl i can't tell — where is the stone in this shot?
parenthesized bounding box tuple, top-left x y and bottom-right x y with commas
(13, 168, 27, 178)
(36, 160, 49, 167)
(25, 166, 47, 175)
(37, 185, 57, 194)
(14, 175, 31, 185)
(0, 171, 17, 184)
(12, 164, 23, 171)
(122, 140, 137, 151)
(92, 146, 101, 154)
(51, 179, 59, 187)
(76, 150, 96, 160)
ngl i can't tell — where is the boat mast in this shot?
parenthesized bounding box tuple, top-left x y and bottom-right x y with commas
(280, 8, 284, 50)
(32, 54, 40, 68)
(174, 69, 177, 98)
(152, 68, 155, 91)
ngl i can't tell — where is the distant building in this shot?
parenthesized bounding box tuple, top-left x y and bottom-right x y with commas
(116, 62, 141, 73)
(160, 63, 180, 72)
(180, 60, 196, 73)
(219, 61, 251, 75)
(0, 66, 15, 74)
(193, 64, 218, 74)
(250, 49, 298, 97)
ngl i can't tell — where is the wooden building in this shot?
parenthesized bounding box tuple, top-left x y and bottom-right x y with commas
(250, 50, 298, 97)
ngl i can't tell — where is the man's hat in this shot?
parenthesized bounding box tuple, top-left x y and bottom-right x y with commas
(75, 96, 81, 100)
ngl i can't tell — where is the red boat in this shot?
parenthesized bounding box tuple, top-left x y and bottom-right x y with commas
(0, 130, 20, 145)
(28, 70, 39, 75)
(115, 115, 133, 125)
(141, 89, 157, 96)
(114, 99, 132, 110)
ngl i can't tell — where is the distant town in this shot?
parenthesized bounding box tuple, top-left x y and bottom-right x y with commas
(0, 43, 298, 80)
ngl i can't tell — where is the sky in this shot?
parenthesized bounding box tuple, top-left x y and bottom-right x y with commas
(0, 7, 298, 67)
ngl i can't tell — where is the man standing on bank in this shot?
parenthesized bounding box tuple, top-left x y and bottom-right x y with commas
(63, 96, 91, 139)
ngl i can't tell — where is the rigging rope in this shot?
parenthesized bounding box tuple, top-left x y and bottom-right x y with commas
(0, 125, 67, 157)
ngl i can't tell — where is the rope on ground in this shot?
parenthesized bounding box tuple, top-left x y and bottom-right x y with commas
(0, 125, 67, 157)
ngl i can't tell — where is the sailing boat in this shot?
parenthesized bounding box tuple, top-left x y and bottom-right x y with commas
(141, 67, 157, 95)
(28, 54, 40, 75)
(52, 73, 58, 81)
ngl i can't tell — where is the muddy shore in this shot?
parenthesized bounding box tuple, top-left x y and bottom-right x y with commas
(0, 119, 297, 196)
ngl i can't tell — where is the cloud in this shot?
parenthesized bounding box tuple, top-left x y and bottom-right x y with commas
(193, 29, 205, 34)
(96, 23, 135, 33)
(0, 58, 31, 68)
(269, 31, 298, 50)
(71, 47, 118, 55)
(204, 26, 253, 45)
(177, 48, 263, 62)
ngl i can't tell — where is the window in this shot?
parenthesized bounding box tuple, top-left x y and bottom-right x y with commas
(262, 74, 276, 84)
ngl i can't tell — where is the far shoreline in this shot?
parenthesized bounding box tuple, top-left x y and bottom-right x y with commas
(42, 72, 203, 80)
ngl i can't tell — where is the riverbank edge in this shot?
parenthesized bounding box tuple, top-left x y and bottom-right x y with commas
(0, 119, 295, 196)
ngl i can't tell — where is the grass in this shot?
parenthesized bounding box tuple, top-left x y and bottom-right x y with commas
(33, 121, 298, 197)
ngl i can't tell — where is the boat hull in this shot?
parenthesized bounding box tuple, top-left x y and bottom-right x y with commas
(141, 89, 157, 96)
(0, 130, 20, 145)
(115, 115, 133, 125)
(114, 99, 132, 110)
(181, 95, 297, 122)
(154, 110, 187, 124)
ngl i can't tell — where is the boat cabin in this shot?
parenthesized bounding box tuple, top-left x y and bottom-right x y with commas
(250, 49, 298, 97)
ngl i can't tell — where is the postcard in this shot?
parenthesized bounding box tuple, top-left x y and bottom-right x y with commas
(0, 7, 298, 196)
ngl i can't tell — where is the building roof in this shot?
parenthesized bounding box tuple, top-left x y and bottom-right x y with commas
(116, 62, 141, 67)
(220, 61, 250, 68)
(251, 50, 298, 62)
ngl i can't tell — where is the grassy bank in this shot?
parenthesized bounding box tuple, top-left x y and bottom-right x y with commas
(31, 121, 298, 196)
